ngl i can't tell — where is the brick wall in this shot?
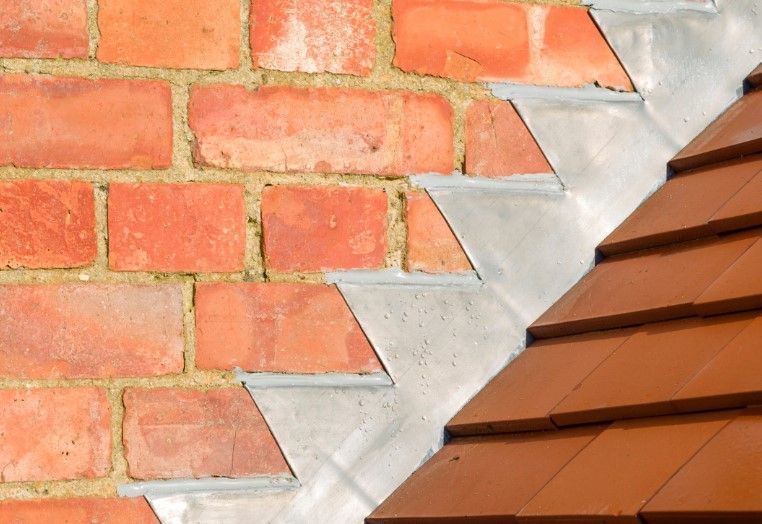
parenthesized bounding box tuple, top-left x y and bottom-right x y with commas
(0, 0, 629, 515)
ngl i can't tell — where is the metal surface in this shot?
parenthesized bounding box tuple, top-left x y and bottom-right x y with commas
(146, 2, 762, 522)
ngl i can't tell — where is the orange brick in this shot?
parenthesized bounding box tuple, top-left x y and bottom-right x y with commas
(108, 183, 246, 273)
(123, 387, 290, 480)
(392, 0, 631, 89)
(0, 498, 158, 524)
(0, 284, 184, 379)
(196, 282, 382, 373)
(0, 75, 172, 169)
(465, 100, 552, 177)
(406, 192, 471, 273)
(250, 0, 375, 76)
(97, 0, 240, 69)
(0, 0, 88, 59)
(0, 180, 96, 269)
(0, 387, 110, 481)
(262, 185, 388, 272)
(189, 84, 453, 176)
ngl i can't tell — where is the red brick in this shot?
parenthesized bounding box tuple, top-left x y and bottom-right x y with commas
(97, 0, 240, 69)
(392, 0, 632, 89)
(261, 185, 388, 272)
(465, 100, 552, 177)
(250, 0, 375, 76)
(0, 180, 96, 269)
(0, 284, 183, 379)
(0, 75, 172, 169)
(0, 387, 110, 482)
(189, 84, 453, 176)
(123, 387, 289, 479)
(196, 282, 382, 373)
(0, 498, 158, 524)
(406, 192, 471, 273)
(0, 0, 88, 59)
(108, 183, 246, 273)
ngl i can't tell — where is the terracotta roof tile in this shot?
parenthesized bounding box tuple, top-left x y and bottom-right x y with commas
(746, 63, 762, 89)
(517, 411, 734, 522)
(529, 232, 757, 338)
(549, 314, 754, 426)
(641, 408, 762, 523)
(709, 170, 762, 232)
(447, 330, 632, 435)
(670, 89, 762, 172)
(599, 157, 762, 256)
(367, 427, 603, 523)
(694, 236, 762, 315)
(673, 314, 762, 411)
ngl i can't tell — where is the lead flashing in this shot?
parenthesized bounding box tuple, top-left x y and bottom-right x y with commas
(488, 83, 644, 102)
(411, 173, 565, 194)
(239, 370, 394, 388)
(582, 0, 717, 13)
(326, 269, 483, 287)
(118, 475, 299, 498)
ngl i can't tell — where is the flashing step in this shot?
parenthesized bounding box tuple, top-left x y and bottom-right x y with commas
(411, 172, 564, 194)
(581, 0, 717, 14)
(488, 83, 644, 103)
(118, 475, 299, 498)
(239, 371, 394, 389)
(326, 269, 483, 288)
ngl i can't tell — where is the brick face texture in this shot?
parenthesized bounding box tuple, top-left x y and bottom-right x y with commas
(0, 0, 629, 510)
(189, 85, 454, 176)
(0, 498, 159, 524)
(466, 100, 553, 177)
(0, 180, 96, 269)
(250, 0, 376, 76)
(97, 0, 240, 69)
(0, 284, 184, 379)
(406, 192, 472, 273)
(0, 0, 88, 58)
(0, 387, 111, 482)
(262, 185, 388, 272)
(0, 75, 172, 169)
(123, 388, 290, 479)
(392, 0, 632, 89)
(108, 183, 246, 272)
(196, 282, 382, 373)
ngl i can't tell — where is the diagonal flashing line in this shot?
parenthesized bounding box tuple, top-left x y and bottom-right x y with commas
(411, 173, 565, 194)
(581, 0, 717, 14)
(326, 269, 483, 288)
(488, 82, 644, 102)
(239, 370, 394, 389)
(118, 475, 300, 498)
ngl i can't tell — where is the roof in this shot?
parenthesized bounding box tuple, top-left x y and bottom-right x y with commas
(367, 64, 762, 523)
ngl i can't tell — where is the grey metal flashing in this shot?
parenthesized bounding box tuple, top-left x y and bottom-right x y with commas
(411, 173, 565, 194)
(488, 82, 644, 102)
(239, 371, 394, 389)
(582, 0, 717, 14)
(118, 475, 299, 498)
(325, 269, 483, 288)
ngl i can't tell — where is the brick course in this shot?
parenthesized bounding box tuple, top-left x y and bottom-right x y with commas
(262, 185, 388, 272)
(0, 75, 172, 169)
(0, 284, 184, 379)
(196, 282, 382, 373)
(0, 388, 111, 482)
(0, 180, 96, 269)
(108, 183, 246, 273)
(97, 0, 240, 69)
(189, 85, 454, 176)
(0, 0, 88, 59)
(123, 388, 290, 479)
